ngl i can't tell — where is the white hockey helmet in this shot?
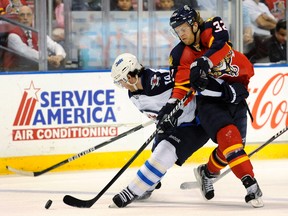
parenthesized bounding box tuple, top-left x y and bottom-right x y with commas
(111, 53, 142, 88)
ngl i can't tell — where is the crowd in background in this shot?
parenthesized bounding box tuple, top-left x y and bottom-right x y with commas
(243, 0, 286, 63)
(0, 0, 287, 72)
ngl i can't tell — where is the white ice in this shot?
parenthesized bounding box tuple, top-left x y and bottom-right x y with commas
(0, 159, 287, 216)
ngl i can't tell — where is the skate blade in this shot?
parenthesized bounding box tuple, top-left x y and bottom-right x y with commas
(193, 168, 201, 186)
(180, 181, 199, 189)
(249, 197, 264, 208)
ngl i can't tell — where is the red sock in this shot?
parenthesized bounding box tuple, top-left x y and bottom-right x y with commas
(216, 124, 254, 179)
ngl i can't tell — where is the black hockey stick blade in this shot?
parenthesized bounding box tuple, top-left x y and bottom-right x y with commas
(180, 125, 288, 189)
(6, 120, 153, 177)
(63, 196, 96, 208)
(63, 89, 195, 208)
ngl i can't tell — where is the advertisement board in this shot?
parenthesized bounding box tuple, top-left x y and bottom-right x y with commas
(0, 66, 287, 174)
(246, 66, 288, 143)
(0, 71, 152, 158)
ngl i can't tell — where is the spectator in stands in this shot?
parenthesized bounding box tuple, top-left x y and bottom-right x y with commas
(71, 1, 88, 11)
(243, 0, 277, 62)
(244, 0, 277, 37)
(52, 0, 64, 43)
(71, 0, 101, 11)
(264, 0, 286, 20)
(112, 0, 134, 11)
(156, 0, 177, 11)
(3, 5, 66, 71)
(267, 19, 287, 62)
(1, 0, 27, 14)
(87, 0, 102, 10)
(243, 2, 254, 54)
(144, 0, 198, 11)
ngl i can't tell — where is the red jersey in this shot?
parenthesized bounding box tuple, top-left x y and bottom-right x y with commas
(200, 16, 232, 66)
(169, 16, 254, 100)
(208, 49, 254, 88)
(169, 42, 204, 101)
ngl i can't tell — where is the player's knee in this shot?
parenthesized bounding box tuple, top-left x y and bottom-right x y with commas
(151, 141, 177, 170)
(217, 124, 243, 157)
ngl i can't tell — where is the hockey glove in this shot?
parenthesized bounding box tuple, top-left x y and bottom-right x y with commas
(189, 56, 213, 92)
(222, 82, 249, 104)
(156, 99, 183, 138)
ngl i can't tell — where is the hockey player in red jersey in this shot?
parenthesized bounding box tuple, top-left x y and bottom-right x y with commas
(157, 5, 263, 207)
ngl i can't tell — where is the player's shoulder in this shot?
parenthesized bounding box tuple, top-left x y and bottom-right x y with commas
(142, 68, 171, 86)
(205, 16, 223, 23)
(139, 68, 173, 96)
(203, 16, 223, 27)
(170, 42, 186, 56)
(170, 42, 201, 66)
(170, 42, 185, 64)
(144, 68, 169, 77)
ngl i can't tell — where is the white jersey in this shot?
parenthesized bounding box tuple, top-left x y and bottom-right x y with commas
(128, 68, 196, 126)
(117, 68, 210, 202)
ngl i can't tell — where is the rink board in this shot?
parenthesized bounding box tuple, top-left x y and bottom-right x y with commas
(0, 66, 287, 175)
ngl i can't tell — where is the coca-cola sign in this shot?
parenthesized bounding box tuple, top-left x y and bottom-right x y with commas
(247, 68, 288, 142)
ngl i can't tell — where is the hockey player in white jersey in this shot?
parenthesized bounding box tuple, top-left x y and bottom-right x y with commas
(110, 53, 210, 208)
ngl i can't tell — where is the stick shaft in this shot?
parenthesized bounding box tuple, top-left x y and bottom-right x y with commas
(6, 120, 153, 177)
(90, 130, 157, 206)
(180, 126, 288, 190)
(63, 89, 194, 208)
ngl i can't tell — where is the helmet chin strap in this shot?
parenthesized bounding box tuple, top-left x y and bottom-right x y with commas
(128, 75, 139, 91)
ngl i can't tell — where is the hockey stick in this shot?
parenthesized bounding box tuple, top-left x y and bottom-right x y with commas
(63, 89, 195, 208)
(180, 125, 288, 189)
(6, 120, 153, 177)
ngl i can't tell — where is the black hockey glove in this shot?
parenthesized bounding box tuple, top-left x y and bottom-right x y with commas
(190, 57, 212, 92)
(156, 99, 183, 139)
(222, 82, 249, 104)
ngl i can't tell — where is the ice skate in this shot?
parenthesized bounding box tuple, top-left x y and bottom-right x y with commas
(242, 175, 264, 208)
(194, 164, 219, 200)
(112, 187, 138, 208)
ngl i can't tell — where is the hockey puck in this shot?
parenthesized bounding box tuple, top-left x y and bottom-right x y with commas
(45, 199, 53, 209)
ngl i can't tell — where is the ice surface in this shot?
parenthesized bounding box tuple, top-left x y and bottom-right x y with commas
(0, 159, 287, 216)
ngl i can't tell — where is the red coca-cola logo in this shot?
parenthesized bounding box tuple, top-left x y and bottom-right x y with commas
(249, 73, 288, 129)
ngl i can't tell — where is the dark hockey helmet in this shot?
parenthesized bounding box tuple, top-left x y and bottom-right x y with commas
(170, 5, 198, 29)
